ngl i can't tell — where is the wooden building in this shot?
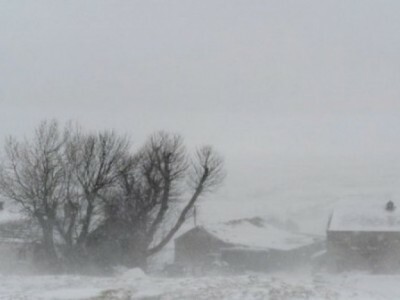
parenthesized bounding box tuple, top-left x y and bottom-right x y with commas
(174, 218, 322, 274)
(327, 200, 400, 272)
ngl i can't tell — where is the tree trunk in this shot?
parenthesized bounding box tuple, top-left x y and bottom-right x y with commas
(78, 199, 94, 245)
(37, 218, 59, 270)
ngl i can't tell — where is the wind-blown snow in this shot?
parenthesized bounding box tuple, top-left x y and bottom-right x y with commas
(0, 271, 400, 299)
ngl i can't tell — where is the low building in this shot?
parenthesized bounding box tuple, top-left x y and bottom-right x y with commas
(174, 217, 322, 274)
(327, 200, 400, 272)
(0, 206, 38, 273)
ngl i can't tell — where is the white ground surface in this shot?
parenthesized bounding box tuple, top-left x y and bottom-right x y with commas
(1, 160, 400, 299)
(1, 269, 400, 300)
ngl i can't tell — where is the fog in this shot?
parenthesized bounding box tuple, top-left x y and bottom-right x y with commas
(2, 1, 400, 209)
(1, 1, 400, 298)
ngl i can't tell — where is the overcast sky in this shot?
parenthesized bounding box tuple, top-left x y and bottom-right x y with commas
(1, 1, 400, 198)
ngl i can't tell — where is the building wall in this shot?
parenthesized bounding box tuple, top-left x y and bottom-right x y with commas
(175, 227, 322, 273)
(327, 231, 400, 272)
(174, 228, 230, 273)
(221, 248, 271, 271)
(221, 242, 323, 272)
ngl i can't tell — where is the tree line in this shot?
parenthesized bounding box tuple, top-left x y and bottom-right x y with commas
(0, 120, 225, 272)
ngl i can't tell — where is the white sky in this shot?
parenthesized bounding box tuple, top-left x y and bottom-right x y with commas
(1, 1, 400, 204)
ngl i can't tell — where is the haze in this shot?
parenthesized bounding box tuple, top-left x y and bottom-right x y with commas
(1, 1, 400, 222)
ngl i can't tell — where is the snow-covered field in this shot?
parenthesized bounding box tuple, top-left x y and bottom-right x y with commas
(1, 159, 400, 299)
(1, 269, 400, 300)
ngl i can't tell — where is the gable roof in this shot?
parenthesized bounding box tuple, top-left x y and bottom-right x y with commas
(0, 208, 24, 225)
(177, 217, 317, 251)
(328, 200, 400, 232)
(176, 226, 233, 247)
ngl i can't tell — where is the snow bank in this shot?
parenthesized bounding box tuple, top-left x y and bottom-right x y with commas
(117, 268, 147, 282)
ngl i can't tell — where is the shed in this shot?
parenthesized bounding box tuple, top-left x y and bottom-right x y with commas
(327, 200, 400, 272)
(174, 217, 322, 273)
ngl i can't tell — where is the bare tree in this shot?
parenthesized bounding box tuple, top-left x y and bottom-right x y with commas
(0, 120, 67, 265)
(62, 130, 130, 250)
(0, 122, 225, 271)
(102, 132, 225, 267)
(146, 144, 225, 256)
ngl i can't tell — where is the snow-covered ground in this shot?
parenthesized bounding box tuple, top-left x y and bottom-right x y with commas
(1, 158, 400, 299)
(1, 269, 400, 299)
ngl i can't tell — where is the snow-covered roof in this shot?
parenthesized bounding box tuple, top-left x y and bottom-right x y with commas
(0, 210, 24, 225)
(181, 218, 317, 251)
(328, 200, 400, 232)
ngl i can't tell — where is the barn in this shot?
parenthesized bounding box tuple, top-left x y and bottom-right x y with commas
(327, 200, 400, 272)
(174, 217, 322, 274)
